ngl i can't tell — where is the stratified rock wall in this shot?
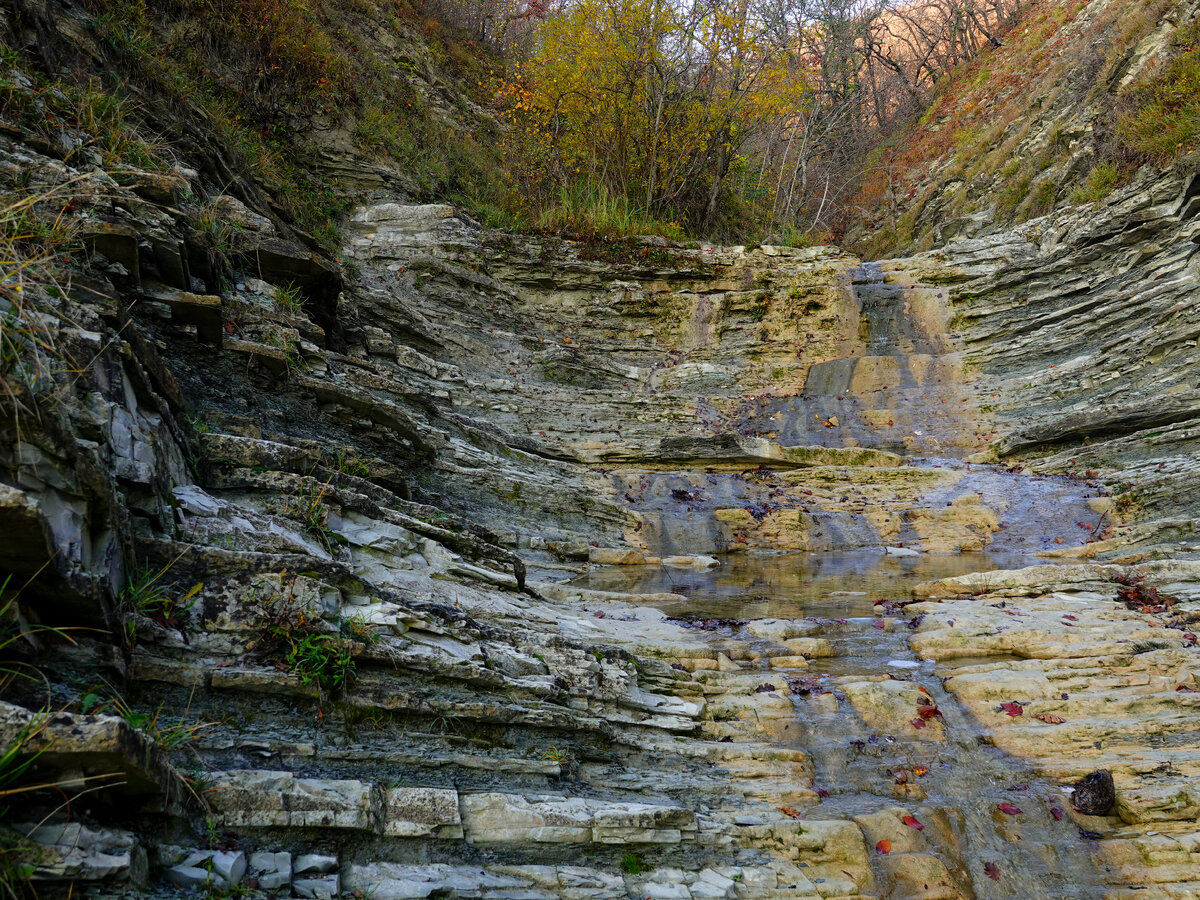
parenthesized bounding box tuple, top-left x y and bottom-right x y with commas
(899, 166, 1200, 557)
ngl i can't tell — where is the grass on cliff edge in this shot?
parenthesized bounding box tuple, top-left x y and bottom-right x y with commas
(75, 0, 505, 251)
(1116, 21, 1200, 162)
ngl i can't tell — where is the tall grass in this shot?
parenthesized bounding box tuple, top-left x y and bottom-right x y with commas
(1117, 22, 1200, 161)
(535, 182, 685, 240)
(0, 187, 79, 410)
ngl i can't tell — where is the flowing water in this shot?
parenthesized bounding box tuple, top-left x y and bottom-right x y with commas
(578, 264, 1115, 896)
(575, 549, 1111, 899)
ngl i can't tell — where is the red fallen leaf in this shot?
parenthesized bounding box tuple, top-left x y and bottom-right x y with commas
(1177, 685, 1199, 693)
(916, 705, 941, 720)
(984, 861, 1001, 881)
(1062, 614, 1078, 620)
(911, 717, 926, 729)
(815, 787, 831, 798)
(912, 765, 929, 777)
(999, 702, 1024, 717)
(872, 619, 886, 629)
(902, 815, 924, 830)
(917, 685, 931, 696)
(1051, 807, 1065, 821)
(875, 839, 891, 854)
(1184, 633, 1197, 645)
(997, 802, 1023, 815)
(1036, 714, 1066, 724)
(779, 806, 802, 819)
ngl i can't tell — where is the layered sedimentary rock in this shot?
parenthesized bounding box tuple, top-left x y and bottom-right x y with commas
(3, 11, 1200, 894)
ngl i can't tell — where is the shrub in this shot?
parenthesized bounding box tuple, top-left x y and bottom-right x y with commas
(1070, 163, 1120, 204)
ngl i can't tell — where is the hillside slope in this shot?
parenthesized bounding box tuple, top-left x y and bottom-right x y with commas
(845, 0, 1200, 259)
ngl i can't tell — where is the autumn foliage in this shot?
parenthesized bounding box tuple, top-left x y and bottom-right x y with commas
(489, 0, 1030, 241)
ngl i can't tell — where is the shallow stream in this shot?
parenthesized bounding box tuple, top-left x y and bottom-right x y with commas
(576, 544, 1111, 898)
(573, 263, 1118, 896)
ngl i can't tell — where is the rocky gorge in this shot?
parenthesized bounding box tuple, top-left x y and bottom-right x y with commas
(3, 1, 1200, 899)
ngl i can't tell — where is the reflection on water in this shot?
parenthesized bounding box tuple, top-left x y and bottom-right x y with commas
(573, 549, 1039, 619)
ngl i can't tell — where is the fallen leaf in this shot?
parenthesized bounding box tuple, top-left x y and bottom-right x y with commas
(1036, 713, 1066, 724)
(815, 787, 831, 799)
(902, 814, 924, 830)
(999, 701, 1024, 717)
(984, 861, 1001, 881)
(916, 705, 941, 720)
(1051, 807, 1064, 821)
(876, 839, 891, 854)
(917, 685, 931, 696)
(779, 806, 802, 819)
(910, 717, 926, 729)
(912, 765, 929, 777)
(997, 802, 1023, 815)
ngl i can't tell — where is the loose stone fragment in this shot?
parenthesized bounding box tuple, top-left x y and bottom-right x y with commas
(1071, 769, 1116, 816)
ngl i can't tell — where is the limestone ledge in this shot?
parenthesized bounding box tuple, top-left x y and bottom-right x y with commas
(908, 560, 1200, 899)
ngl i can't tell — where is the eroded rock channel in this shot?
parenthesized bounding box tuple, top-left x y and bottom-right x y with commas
(4, 171, 1200, 899)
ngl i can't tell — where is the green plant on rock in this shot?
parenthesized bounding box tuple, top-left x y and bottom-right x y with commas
(339, 615, 379, 646)
(193, 201, 236, 287)
(619, 851, 646, 875)
(0, 189, 80, 402)
(1070, 163, 1120, 205)
(272, 282, 305, 316)
(322, 445, 369, 478)
(120, 554, 202, 632)
(248, 577, 356, 694)
(278, 632, 354, 692)
(81, 686, 216, 749)
(1116, 21, 1200, 161)
(281, 479, 341, 550)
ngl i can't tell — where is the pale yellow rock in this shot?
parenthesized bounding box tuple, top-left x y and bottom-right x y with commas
(717, 653, 741, 671)
(781, 637, 836, 657)
(852, 807, 927, 853)
(767, 655, 810, 669)
(588, 547, 647, 565)
(840, 679, 946, 741)
(906, 504, 999, 552)
(880, 852, 961, 900)
(714, 507, 755, 527)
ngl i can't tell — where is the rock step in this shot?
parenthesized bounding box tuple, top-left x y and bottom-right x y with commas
(205, 772, 697, 845)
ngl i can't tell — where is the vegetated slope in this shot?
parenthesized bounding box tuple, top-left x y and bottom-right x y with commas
(6, 0, 502, 250)
(844, 0, 1200, 260)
